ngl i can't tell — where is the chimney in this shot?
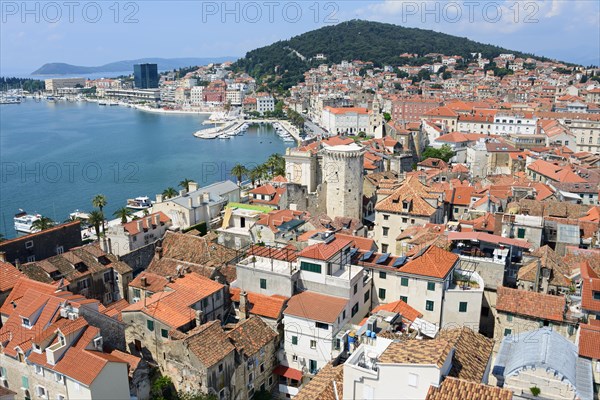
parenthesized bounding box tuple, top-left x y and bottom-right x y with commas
(154, 213, 161, 225)
(195, 309, 204, 326)
(239, 291, 249, 321)
(188, 181, 199, 192)
(202, 192, 210, 203)
(0, 252, 6, 262)
(155, 246, 163, 259)
(137, 220, 143, 232)
(141, 276, 147, 287)
(166, 275, 173, 283)
(146, 217, 153, 228)
(188, 197, 193, 208)
(156, 193, 164, 203)
(176, 265, 185, 277)
(179, 189, 187, 197)
(15, 259, 21, 271)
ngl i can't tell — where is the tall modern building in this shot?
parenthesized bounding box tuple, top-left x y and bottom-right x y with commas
(134, 63, 159, 89)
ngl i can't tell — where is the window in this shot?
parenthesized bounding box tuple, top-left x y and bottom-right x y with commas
(291, 336, 298, 345)
(55, 373, 63, 383)
(22, 318, 31, 328)
(56, 395, 65, 400)
(379, 288, 386, 300)
(25, 241, 34, 249)
(260, 363, 265, 373)
(353, 284, 357, 295)
(309, 359, 317, 374)
(161, 329, 169, 338)
(78, 278, 90, 289)
(379, 271, 387, 280)
(381, 244, 388, 253)
(425, 300, 434, 311)
(351, 303, 359, 317)
(132, 288, 141, 298)
(300, 261, 322, 274)
(401, 277, 409, 287)
(146, 319, 154, 331)
(36, 386, 46, 398)
(427, 282, 435, 291)
(56, 246, 64, 255)
(364, 290, 370, 303)
(459, 302, 468, 313)
(35, 365, 43, 376)
(454, 207, 459, 214)
(593, 292, 600, 300)
(103, 271, 111, 283)
(504, 328, 512, 337)
(507, 314, 513, 322)
(383, 215, 389, 221)
(408, 373, 418, 387)
(342, 310, 346, 320)
(517, 228, 526, 239)
(315, 322, 328, 330)
(21, 376, 29, 389)
(382, 227, 389, 237)
(260, 278, 267, 289)
(27, 255, 35, 263)
(292, 355, 298, 362)
(310, 340, 317, 349)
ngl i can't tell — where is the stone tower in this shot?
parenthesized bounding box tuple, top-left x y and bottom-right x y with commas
(321, 144, 365, 220)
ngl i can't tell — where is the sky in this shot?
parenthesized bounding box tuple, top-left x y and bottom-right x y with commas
(1, 0, 599, 75)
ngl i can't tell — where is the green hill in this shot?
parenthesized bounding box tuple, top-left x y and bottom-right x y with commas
(233, 19, 549, 90)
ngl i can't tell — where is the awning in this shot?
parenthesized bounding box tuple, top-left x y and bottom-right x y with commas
(273, 365, 303, 381)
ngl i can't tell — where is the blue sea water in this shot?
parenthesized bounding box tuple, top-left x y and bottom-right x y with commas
(0, 100, 291, 238)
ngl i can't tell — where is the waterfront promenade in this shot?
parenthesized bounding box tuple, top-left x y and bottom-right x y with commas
(194, 118, 301, 143)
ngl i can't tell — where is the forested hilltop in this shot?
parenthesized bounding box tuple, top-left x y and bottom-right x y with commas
(233, 19, 552, 90)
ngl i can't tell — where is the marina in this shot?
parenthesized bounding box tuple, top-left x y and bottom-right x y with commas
(194, 117, 301, 143)
(0, 100, 294, 239)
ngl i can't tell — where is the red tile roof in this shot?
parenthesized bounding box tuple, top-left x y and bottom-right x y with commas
(123, 212, 170, 235)
(0, 277, 59, 316)
(399, 245, 458, 279)
(0, 261, 26, 292)
(578, 323, 600, 360)
(297, 237, 353, 261)
(372, 300, 422, 322)
(284, 291, 347, 323)
(230, 287, 288, 320)
(496, 286, 565, 322)
(580, 261, 600, 313)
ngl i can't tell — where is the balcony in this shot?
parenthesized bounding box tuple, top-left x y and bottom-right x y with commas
(448, 269, 484, 291)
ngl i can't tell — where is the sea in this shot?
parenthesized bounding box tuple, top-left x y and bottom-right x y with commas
(0, 100, 293, 239)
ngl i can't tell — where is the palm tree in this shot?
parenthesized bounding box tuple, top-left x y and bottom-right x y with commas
(265, 153, 284, 178)
(248, 167, 261, 187)
(31, 217, 54, 232)
(113, 207, 133, 224)
(163, 187, 178, 199)
(87, 211, 104, 239)
(231, 164, 248, 186)
(179, 178, 193, 192)
(92, 194, 107, 234)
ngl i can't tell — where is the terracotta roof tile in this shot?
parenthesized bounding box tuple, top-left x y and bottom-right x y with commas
(185, 320, 235, 367)
(399, 245, 458, 279)
(284, 291, 347, 324)
(230, 288, 287, 320)
(372, 300, 422, 322)
(294, 363, 344, 400)
(0, 261, 26, 292)
(379, 339, 453, 367)
(227, 316, 277, 356)
(426, 377, 513, 400)
(496, 286, 565, 322)
(578, 323, 600, 360)
(438, 327, 494, 383)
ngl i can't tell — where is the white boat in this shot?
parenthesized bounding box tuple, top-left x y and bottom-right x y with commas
(69, 210, 91, 221)
(14, 210, 42, 234)
(126, 196, 152, 210)
(98, 101, 108, 106)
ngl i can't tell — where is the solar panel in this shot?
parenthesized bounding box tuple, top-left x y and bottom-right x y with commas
(392, 256, 407, 268)
(361, 250, 374, 261)
(349, 248, 358, 257)
(376, 253, 390, 264)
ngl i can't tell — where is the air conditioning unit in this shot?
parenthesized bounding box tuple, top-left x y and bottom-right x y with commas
(132, 297, 141, 303)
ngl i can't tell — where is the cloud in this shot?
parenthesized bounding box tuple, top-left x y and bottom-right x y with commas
(544, 0, 562, 18)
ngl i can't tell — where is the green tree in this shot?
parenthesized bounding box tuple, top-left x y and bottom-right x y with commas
(442, 71, 452, 80)
(179, 178, 193, 192)
(87, 211, 104, 239)
(421, 145, 455, 163)
(383, 112, 391, 122)
(231, 164, 248, 186)
(113, 207, 133, 224)
(31, 216, 54, 232)
(163, 187, 178, 199)
(92, 194, 107, 234)
(248, 166, 262, 186)
(265, 154, 284, 178)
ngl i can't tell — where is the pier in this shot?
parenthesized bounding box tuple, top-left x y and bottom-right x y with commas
(194, 118, 301, 143)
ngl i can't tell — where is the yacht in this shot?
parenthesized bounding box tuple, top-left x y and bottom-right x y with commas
(14, 210, 42, 234)
(126, 196, 152, 210)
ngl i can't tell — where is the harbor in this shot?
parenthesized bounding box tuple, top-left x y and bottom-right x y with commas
(0, 100, 293, 240)
(194, 118, 301, 143)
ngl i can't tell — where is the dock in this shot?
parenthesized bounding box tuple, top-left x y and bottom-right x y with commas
(194, 118, 301, 143)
